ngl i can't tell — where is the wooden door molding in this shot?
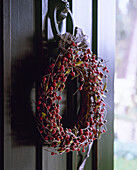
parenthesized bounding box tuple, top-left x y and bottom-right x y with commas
(98, 1, 115, 170)
(0, 0, 4, 169)
(2, 0, 42, 169)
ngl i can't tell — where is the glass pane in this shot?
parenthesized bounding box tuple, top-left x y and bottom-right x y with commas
(72, 0, 92, 47)
(114, 0, 137, 170)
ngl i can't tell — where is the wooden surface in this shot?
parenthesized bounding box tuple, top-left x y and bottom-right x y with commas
(98, 1, 115, 170)
(3, 0, 39, 169)
(0, 0, 4, 169)
(91, 1, 98, 169)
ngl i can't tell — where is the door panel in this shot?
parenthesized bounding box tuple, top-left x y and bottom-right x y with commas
(42, 0, 68, 169)
(3, 0, 38, 169)
(42, 152, 67, 170)
(98, 1, 115, 170)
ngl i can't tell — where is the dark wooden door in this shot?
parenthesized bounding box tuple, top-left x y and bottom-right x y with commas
(0, 0, 115, 170)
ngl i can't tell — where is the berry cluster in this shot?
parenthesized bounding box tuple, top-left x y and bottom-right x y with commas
(35, 33, 109, 155)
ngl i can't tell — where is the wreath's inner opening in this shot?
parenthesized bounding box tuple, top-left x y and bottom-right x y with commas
(60, 76, 88, 129)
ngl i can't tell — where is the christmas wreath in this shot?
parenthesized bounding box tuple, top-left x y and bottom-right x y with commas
(34, 28, 109, 155)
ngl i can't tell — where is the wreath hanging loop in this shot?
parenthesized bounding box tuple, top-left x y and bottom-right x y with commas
(48, 0, 74, 40)
(34, 27, 109, 155)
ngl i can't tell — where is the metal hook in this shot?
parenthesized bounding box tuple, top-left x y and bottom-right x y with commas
(48, 0, 74, 40)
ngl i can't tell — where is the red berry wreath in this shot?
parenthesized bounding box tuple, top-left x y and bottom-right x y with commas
(35, 28, 109, 155)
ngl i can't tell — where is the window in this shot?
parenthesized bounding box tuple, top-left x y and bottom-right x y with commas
(114, 0, 137, 169)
